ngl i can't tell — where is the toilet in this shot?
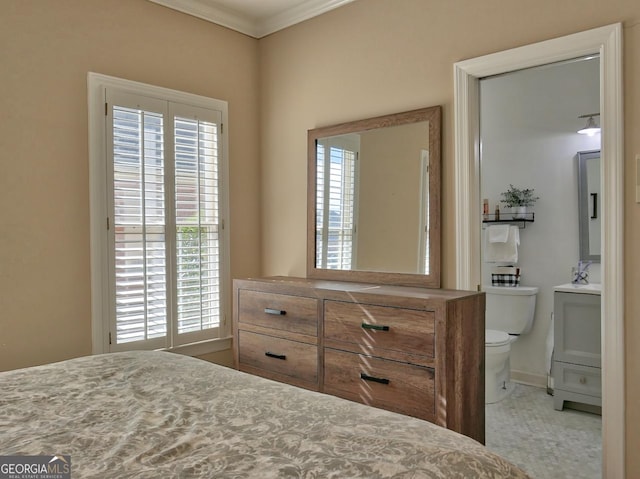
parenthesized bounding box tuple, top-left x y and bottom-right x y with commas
(484, 285, 538, 404)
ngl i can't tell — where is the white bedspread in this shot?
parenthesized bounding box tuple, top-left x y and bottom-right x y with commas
(0, 351, 529, 478)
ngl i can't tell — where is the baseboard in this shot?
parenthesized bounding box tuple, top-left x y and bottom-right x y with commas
(511, 369, 547, 388)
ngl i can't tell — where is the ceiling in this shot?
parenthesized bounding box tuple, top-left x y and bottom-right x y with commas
(148, 0, 356, 38)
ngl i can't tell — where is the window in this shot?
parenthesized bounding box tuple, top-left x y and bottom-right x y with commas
(315, 135, 359, 269)
(89, 74, 230, 354)
(418, 149, 430, 274)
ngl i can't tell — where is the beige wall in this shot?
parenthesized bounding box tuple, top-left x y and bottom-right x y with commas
(258, 0, 640, 474)
(196, 349, 234, 368)
(0, 0, 261, 371)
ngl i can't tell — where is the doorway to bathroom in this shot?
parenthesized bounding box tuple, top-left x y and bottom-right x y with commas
(453, 23, 624, 478)
(479, 56, 602, 478)
(480, 56, 600, 389)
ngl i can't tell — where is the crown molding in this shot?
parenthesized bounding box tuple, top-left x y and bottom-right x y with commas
(148, 0, 355, 38)
(148, 0, 256, 36)
(257, 0, 355, 38)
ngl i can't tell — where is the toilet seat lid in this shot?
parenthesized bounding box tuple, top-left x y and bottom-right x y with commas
(486, 329, 511, 346)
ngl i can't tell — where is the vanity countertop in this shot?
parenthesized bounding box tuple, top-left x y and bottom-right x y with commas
(553, 283, 601, 295)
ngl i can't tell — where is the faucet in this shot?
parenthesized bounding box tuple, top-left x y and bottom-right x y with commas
(572, 260, 592, 284)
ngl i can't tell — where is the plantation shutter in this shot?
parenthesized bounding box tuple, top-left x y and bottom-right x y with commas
(107, 91, 168, 350)
(316, 136, 358, 270)
(170, 103, 222, 346)
(105, 89, 223, 351)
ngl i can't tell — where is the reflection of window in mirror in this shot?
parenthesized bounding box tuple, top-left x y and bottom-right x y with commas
(418, 149, 430, 274)
(315, 135, 360, 269)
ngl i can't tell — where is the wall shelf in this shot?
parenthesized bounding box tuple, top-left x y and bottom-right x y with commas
(482, 212, 535, 228)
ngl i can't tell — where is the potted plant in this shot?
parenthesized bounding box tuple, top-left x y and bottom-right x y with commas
(500, 184, 539, 219)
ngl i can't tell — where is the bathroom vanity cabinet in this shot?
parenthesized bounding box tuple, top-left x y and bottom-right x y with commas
(233, 276, 486, 443)
(552, 286, 601, 411)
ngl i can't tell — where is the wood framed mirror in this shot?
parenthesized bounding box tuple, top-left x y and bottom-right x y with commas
(307, 106, 441, 288)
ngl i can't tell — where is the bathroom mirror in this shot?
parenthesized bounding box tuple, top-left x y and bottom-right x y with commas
(577, 150, 601, 262)
(307, 106, 441, 288)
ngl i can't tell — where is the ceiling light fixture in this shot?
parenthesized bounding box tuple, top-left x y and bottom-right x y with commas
(577, 113, 600, 136)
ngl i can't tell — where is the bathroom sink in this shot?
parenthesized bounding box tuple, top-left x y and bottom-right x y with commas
(553, 283, 601, 295)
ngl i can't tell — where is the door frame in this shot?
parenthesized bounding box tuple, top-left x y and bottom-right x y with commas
(453, 24, 624, 477)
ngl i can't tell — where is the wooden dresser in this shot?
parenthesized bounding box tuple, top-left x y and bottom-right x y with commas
(233, 276, 486, 443)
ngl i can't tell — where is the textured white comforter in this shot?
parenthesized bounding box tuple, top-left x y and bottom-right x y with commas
(0, 351, 530, 478)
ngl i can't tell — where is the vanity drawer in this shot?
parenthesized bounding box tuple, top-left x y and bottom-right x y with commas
(238, 290, 318, 336)
(238, 330, 318, 384)
(554, 362, 601, 398)
(323, 348, 435, 421)
(324, 300, 435, 359)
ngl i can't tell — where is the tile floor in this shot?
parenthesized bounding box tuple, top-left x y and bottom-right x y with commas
(485, 383, 601, 479)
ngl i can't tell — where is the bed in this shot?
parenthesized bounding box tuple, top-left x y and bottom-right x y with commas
(0, 351, 529, 478)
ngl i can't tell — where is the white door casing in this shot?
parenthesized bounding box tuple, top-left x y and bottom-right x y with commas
(454, 24, 624, 478)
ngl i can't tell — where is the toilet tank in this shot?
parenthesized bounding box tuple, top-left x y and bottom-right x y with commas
(484, 285, 539, 335)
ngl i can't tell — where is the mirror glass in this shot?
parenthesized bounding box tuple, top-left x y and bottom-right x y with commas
(577, 150, 601, 262)
(307, 106, 441, 288)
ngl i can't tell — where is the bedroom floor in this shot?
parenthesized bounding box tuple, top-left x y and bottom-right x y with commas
(485, 383, 601, 479)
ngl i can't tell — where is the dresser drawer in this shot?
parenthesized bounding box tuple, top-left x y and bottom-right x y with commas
(554, 362, 601, 398)
(238, 290, 318, 336)
(324, 300, 435, 359)
(239, 330, 318, 383)
(324, 348, 435, 421)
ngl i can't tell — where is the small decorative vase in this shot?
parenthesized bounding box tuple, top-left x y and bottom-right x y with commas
(512, 206, 528, 219)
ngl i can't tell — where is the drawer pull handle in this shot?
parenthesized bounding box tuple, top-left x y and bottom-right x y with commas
(264, 308, 286, 316)
(580, 376, 587, 385)
(265, 351, 287, 360)
(361, 323, 390, 332)
(360, 373, 390, 385)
